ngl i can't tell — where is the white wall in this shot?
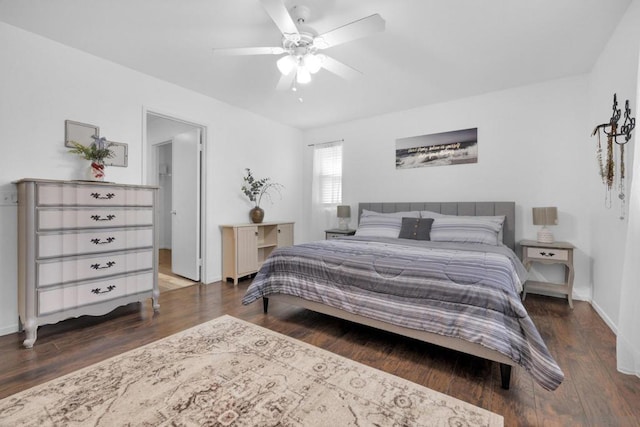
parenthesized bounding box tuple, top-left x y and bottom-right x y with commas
(302, 75, 595, 300)
(0, 22, 304, 335)
(587, 0, 640, 331)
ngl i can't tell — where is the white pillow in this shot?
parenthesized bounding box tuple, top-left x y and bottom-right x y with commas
(420, 210, 446, 219)
(355, 214, 403, 238)
(430, 217, 502, 246)
(361, 209, 420, 218)
(457, 215, 505, 243)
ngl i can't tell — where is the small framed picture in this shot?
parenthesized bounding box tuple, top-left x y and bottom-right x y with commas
(65, 120, 99, 148)
(104, 141, 128, 167)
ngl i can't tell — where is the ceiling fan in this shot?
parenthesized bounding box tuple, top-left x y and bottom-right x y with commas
(212, 0, 385, 90)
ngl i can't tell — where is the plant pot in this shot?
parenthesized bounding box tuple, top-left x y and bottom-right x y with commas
(250, 206, 264, 224)
(89, 161, 105, 181)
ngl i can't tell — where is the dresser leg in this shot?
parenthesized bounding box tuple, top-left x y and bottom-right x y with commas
(152, 287, 160, 312)
(23, 320, 37, 348)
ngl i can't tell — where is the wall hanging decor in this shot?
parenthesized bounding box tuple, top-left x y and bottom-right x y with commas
(592, 94, 636, 219)
(103, 141, 128, 167)
(65, 120, 99, 148)
(396, 128, 478, 169)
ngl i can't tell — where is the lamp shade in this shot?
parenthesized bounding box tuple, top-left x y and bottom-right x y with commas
(296, 66, 311, 84)
(304, 53, 323, 74)
(277, 55, 297, 76)
(337, 205, 351, 218)
(532, 207, 558, 226)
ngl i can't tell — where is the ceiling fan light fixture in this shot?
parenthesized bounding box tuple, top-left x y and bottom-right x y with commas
(277, 54, 297, 75)
(304, 53, 323, 74)
(296, 66, 311, 84)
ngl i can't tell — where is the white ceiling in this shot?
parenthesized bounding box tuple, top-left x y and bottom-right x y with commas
(0, 0, 631, 130)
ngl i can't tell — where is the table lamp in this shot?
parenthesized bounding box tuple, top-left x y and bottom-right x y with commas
(337, 205, 351, 230)
(532, 207, 558, 243)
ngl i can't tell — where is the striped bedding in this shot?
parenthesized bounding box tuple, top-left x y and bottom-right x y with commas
(242, 236, 564, 390)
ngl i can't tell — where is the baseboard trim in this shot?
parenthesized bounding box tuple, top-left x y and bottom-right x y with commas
(591, 300, 618, 335)
(0, 323, 19, 337)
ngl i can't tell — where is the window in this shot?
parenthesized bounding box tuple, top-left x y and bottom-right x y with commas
(313, 141, 343, 204)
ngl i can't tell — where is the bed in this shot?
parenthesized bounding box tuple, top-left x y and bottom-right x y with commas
(242, 201, 564, 391)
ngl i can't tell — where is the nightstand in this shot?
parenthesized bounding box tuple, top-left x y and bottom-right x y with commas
(325, 229, 356, 239)
(520, 239, 575, 308)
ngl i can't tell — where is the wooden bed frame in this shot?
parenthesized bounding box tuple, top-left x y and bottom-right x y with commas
(263, 201, 517, 389)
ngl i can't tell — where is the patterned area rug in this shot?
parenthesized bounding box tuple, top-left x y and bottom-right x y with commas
(0, 315, 503, 426)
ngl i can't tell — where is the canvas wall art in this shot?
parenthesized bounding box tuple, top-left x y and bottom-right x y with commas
(396, 128, 478, 169)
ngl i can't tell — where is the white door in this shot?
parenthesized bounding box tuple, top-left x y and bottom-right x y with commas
(171, 129, 201, 281)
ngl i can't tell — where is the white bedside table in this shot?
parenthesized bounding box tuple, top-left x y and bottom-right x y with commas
(520, 239, 575, 308)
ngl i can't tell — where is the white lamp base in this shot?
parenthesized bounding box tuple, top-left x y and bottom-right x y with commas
(338, 218, 350, 230)
(537, 227, 554, 243)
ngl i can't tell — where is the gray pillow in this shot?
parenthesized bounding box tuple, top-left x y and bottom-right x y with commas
(398, 217, 434, 240)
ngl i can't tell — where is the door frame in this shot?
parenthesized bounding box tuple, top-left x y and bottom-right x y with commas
(142, 107, 208, 283)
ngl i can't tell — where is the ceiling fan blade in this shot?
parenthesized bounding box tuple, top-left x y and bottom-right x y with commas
(321, 56, 362, 80)
(314, 14, 385, 49)
(260, 0, 299, 38)
(276, 72, 296, 91)
(212, 47, 284, 56)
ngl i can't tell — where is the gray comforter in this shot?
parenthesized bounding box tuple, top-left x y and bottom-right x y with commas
(242, 236, 564, 390)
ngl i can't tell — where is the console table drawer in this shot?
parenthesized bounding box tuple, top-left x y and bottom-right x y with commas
(38, 208, 154, 230)
(37, 184, 153, 206)
(38, 228, 154, 258)
(525, 247, 569, 261)
(37, 249, 154, 287)
(38, 271, 154, 315)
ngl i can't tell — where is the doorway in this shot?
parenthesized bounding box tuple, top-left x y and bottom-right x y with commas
(145, 111, 206, 290)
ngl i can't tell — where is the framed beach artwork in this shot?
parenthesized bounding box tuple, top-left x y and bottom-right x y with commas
(395, 127, 478, 169)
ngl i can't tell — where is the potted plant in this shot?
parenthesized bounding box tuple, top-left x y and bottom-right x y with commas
(241, 168, 283, 223)
(68, 136, 114, 181)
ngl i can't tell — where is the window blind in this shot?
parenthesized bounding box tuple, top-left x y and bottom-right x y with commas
(314, 141, 343, 204)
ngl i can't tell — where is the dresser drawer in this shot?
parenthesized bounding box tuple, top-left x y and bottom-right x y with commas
(38, 228, 154, 258)
(37, 184, 154, 207)
(37, 249, 154, 287)
(38, 208, 154, 230)
(326, 232, 341, 239)
(38, 271, 154, 315)
(526, 247, 569, 261)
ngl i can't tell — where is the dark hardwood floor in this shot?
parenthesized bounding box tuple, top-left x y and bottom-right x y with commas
(1, 281, 639, 426)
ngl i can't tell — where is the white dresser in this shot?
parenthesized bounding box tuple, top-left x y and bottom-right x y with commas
(16, 179, 160, 348)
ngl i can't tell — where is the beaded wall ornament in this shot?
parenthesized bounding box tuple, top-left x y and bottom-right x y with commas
(592, 94, 635, 220)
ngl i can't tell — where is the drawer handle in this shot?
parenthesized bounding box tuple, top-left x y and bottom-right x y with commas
(538, 251, 556, 258)
(91, 237, 116, 245)
(90, 192, 116, 200)
(91, 285, 116, 295)
(90, 214, 116, 222)
(90, 261, 116, 270)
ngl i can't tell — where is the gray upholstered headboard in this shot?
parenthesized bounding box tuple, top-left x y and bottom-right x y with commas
(358, 202, 516, 251)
